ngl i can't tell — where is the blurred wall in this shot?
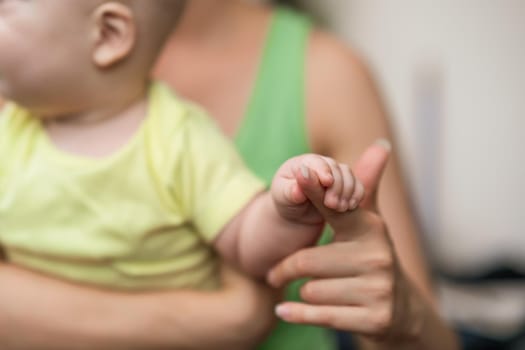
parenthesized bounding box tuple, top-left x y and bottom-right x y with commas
(300, 0, 525, 275)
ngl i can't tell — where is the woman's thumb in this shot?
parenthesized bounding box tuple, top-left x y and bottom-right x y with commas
(353, 139, 391, 210)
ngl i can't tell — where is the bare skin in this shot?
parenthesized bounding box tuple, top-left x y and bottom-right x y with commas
(0, 263, 278, 350)
(0, 1, 275, 349)
(0, 0, 370, 284)
(0, 0, 459, 349)
(155, 1, 459, 348)
(0, 1, 277, 349)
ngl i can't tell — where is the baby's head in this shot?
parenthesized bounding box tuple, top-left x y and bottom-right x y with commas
(0, 0, 185, 117)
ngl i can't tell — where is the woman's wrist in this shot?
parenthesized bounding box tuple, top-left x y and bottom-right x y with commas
(394, 275, 427, 341)
(357, 278, 458, 350)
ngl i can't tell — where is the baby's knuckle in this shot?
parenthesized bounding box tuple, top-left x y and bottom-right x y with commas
(339, 163, 350, 172)
(324, 157, 337, 166)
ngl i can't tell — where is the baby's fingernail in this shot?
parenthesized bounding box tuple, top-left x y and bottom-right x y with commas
(275, 304, 290, 319)
(300, 164, 310, 179)
(349, 199, 358, 210)
(375, 138, 392, 152)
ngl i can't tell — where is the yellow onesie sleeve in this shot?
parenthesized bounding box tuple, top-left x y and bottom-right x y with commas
(0, 104, 15, 194)
(177, 108, 266, 243)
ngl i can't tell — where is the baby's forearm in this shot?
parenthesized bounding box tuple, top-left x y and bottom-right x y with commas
(217, 194, 323, 279)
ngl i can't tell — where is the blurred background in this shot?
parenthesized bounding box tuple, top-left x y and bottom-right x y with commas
(1, 1, 523, 349)
(286, 0, 525, 349)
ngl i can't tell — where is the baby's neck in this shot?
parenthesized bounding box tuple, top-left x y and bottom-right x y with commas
(47, 83, 148, 126)
(43, 85, 149, 159)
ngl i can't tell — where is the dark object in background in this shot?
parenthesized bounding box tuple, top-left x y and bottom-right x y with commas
(460, 327, 525, 350)
(274, 0, 304, 10)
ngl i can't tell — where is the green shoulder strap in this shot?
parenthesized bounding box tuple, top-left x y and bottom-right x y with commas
(235, 7, 337, 350)
(235, 7, 311, 183)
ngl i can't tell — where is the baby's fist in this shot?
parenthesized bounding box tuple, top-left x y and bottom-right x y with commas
(272, 155, 364, 223)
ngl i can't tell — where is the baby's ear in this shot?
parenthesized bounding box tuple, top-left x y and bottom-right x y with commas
(91, 2, 136, 68)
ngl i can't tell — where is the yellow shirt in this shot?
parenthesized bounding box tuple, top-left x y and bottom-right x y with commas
(0, 83, 265, 290)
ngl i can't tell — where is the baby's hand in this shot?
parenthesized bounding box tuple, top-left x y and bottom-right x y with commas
(271, 154, 364, 224)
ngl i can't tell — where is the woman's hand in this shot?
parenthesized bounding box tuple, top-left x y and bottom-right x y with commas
(267, 142, 459, 349)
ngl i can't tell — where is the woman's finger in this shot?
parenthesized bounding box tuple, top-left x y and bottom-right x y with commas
(267, 244, 357, 287)
(300, 275, 393, 307)
(352, 140, 391, 211)
(275, 302, 393, 337)
(267, 235, 392, 287)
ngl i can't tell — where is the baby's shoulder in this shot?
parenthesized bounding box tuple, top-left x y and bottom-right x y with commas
(0, 103, 34, 137)
(150, 82, 223, 145)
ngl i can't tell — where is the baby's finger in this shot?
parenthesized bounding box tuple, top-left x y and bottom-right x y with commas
(339, 163, 355, 212)
(302, 156, 334, 187)
(292, 164, 327, 208)
(287, 182, 308, 204)
(350, 179, 365, 210)
(321, 157, 343, 210)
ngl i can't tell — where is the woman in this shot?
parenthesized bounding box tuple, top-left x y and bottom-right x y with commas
(155, 1, 458, 348)
(0, 1, 458, 349)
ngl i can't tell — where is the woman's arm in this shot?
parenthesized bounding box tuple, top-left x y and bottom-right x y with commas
(0, 263, 276, 350)
(268, 143, 459, 349)
(269, 30, 458, 348)
(306, 31, 433, 301)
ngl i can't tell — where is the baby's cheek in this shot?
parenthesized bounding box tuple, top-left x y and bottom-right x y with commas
(0, 54, 20, 97)
(0, 72, 21, 102)
(0, 72, 13, 100)
(0, 62, 46, 106)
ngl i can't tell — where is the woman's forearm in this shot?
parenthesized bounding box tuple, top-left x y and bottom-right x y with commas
(0, 264, 275, 350)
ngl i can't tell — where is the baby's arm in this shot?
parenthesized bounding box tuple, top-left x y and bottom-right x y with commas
(214, 154, 364, 278)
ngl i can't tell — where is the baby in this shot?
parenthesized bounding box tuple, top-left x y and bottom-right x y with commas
(0, 0, 363, 290)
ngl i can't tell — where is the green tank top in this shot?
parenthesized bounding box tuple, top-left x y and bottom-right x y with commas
(235, 8, 337, 350)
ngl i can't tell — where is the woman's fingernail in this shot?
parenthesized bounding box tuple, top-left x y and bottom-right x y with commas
(375, 138, 392, 152)
(275, 304, 290, 319)
(300, 164, 310, 179)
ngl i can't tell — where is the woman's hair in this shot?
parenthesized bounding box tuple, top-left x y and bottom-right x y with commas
(273, 0, 304, 10)
(272, 0, 324, 23)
